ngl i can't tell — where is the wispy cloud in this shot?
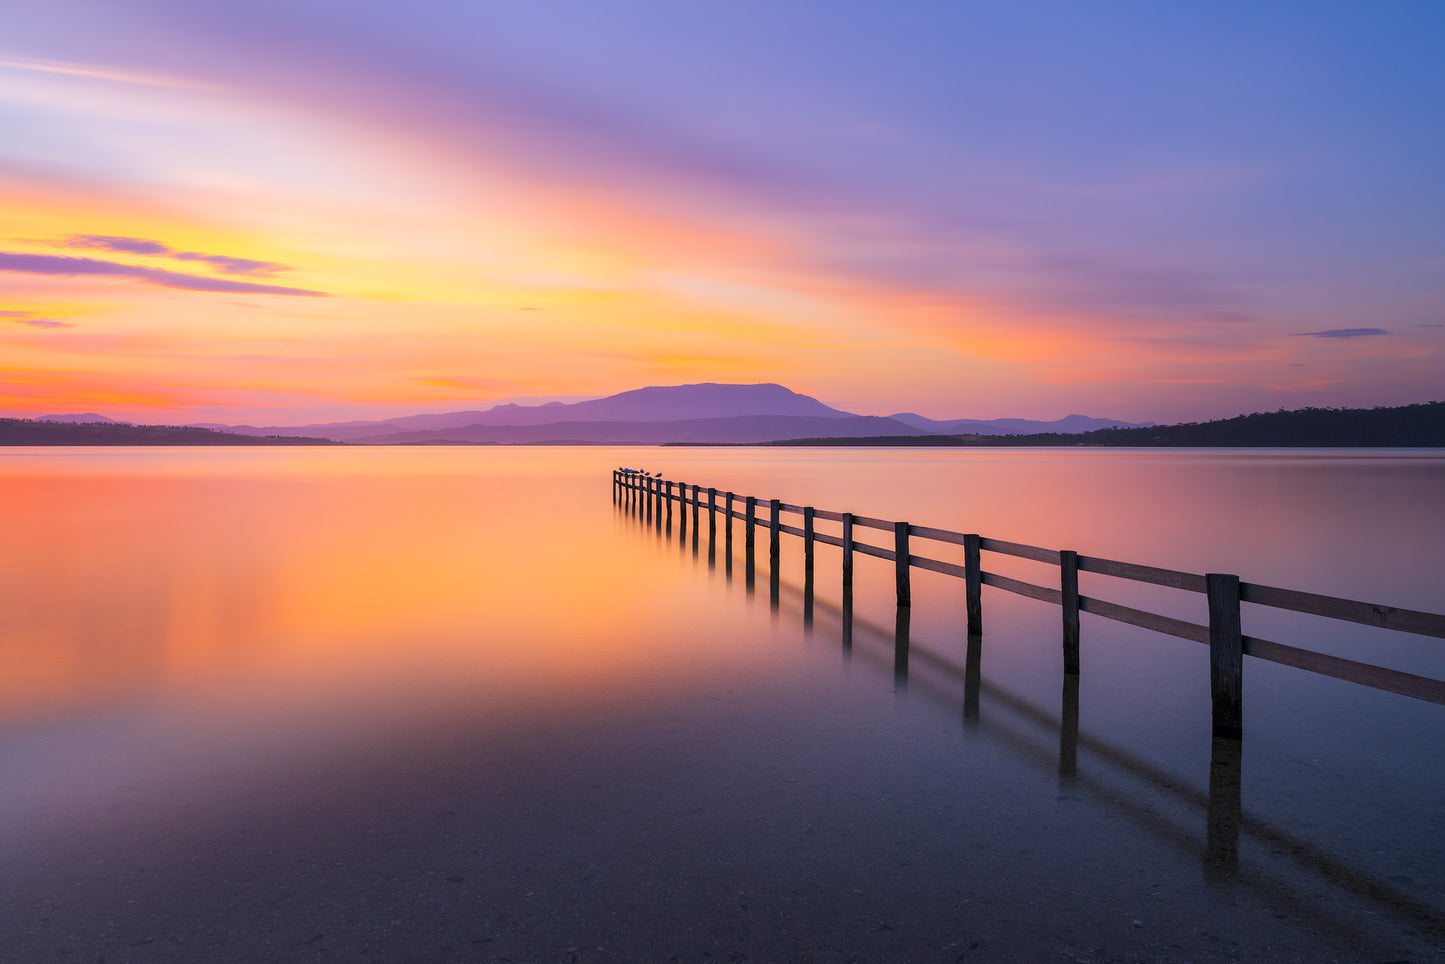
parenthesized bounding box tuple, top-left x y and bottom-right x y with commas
(0, 308, 74, 329)
(0, 253, 326, 296)
(0, 57, 214, 91)
(1294, 328, 1391, 339)
(62, 235, 290, 277)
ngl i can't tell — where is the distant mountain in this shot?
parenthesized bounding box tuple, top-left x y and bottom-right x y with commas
(34, 413, 123, 424)
(888, 413, 1148, 435)
(356, 414, 928, 445)
(204, 383, 855, 440)
(0, 419, 339, 446)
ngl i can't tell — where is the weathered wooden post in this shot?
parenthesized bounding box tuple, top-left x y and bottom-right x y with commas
(769, 499, 781, 569)
(645, 476, 653, 524)
(1207, 573, 1243, 739)
(665, 480, 673, 524)
(841, 512, 854, 598)
(687, 484, 696, 529)
(964, 533, 982, 635)
(745, 497, 756, 553)
(725, 492, 735, 551)
(677, 480, 686, 539)
(707, 488, 717, 539)
(802, 507, 815, 576)
(1060, 549, 1080, 675)
(894, 521, 911, 607)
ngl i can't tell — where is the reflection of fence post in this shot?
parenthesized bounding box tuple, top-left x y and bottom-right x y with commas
(894, 522, 911, 607)
(1059, 674, 1079, 789)
(841, 513, 854, 598)
(1207, 573, 1243, 739)
(1205, 735, 1242, 883)
(963, 632, 982, 725)
(964, 533, 982, 635)
(1061, 549, 1080, 675)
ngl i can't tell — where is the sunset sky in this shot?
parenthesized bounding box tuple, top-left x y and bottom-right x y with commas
(2, 1, 1442, 425)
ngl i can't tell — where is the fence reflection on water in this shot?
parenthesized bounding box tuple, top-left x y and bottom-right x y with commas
(615, 470, 1445, 948)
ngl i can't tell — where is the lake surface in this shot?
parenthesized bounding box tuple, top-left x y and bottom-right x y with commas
(1, 446, 1441, 962)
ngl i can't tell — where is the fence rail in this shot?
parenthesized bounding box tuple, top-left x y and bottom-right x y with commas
(614, 468, 1445, 738)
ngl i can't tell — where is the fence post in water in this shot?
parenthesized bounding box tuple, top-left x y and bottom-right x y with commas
(964, 533, 982, 635)
(665, 481, 673, 524)
(725, 492, 735, 550)
(745, 497, 756, 552)
(803, 507, 815, 575)
(708, 488, 717, 539)
(769, 499, 781, 569)
(1060, 549, 1080, 675)
(692, 485, 700, 529)
(646, 477, 654, 523)
(1207, 573, 1243, 739)
(894, 521, 912, 607)
(841, 513, 854, 597)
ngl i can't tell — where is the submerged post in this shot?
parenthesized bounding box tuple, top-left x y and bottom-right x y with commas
(645, 476, 653, 523)
(894, 521, 911, 607)
(964, 533, 982, 635)
(841, 512, 854, 597)
(665, 480, 673, 524)
(1060, 549, 1080, 675)
(1207, 573, 1243, 739)
(725, 492, 735, 551)
(707, 488, 717, 539)
(689, 484, 698, 530)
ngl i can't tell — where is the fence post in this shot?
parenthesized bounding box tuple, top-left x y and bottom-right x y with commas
(964, 533, 982, 635)
(647, 477, 655, 523)
(803, 507, 815, 575)
(725, 492, 735, 551)
(745, 497, 756, 553)
(842, 512, 854, 596)
(665, 481, 673, 524)
(894, 521, 911, 607)
(708, 488, 717, 539)
(769, 499, 781, 569)
(691, 485, 700, 530)
(1207, 573, 1243, 739)
(1060, 549, 1080, 675)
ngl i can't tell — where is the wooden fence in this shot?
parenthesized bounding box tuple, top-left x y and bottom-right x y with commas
(613, 468, 1445, 739)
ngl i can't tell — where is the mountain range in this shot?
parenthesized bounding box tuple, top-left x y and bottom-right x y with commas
(186, 383, 1144, 444)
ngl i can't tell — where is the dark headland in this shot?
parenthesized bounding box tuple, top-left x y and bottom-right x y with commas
(697, 401, 1445, 448)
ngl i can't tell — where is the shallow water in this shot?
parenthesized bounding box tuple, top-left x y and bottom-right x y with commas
(0, 446, 1441, 962)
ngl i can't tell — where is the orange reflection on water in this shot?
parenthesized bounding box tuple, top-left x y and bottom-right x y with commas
(0, 449, 736, 723)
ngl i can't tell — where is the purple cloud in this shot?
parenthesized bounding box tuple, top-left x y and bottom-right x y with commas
(0, 252, 327, 296)
(63, 234, 170, 256)
(1294, 328, 1391, 339)
(62, 235, 291, 276)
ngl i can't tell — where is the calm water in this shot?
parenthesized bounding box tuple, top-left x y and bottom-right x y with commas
(0, 446, 1441, 962)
